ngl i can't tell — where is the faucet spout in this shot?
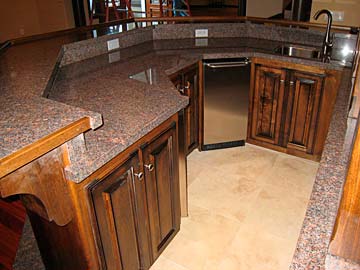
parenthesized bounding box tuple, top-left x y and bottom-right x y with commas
(313, 9, 333, 59)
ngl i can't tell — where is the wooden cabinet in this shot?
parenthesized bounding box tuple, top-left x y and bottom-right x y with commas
(284, 71, 324, 154)
(90, 153, 151, 270)
(250, 65, 286, 145)
(248, 58, 339, 160)
(142, 123, 180, 260)
(89, 120, 180, 270)
(170, 64, 199, 155)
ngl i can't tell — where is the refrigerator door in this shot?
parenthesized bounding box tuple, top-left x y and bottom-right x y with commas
(203, 58, 250, 150)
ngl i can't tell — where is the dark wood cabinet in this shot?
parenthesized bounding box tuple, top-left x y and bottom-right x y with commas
(249, 65, 286, 145)
(248, 58, 339, 161)
(90, 153, 151, 270)
(284, 71, 324, 154)
(89, 119, 180, 270)
(142, 123, 181, 260)
(170, 64, 199, 155)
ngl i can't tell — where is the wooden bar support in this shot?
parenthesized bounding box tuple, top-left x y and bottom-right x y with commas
(0, 149, 74, 226)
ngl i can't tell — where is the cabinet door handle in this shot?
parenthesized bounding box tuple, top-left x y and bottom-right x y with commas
(145, 164, 154, 172)
(280, 79, 285, 84)
(134, 172, 144, 181)
(289, 81, 295, 85)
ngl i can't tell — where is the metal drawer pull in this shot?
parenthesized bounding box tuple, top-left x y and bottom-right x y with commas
(134, 172, 144, 181)
(145, 164, 154, 172)
(184, 81, 190, 90)
(289, 81, 295, 85)
(280, 79, 285, 83)
(205, 60, 250, 68)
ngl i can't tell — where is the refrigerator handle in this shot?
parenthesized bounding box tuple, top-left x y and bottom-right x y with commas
(205, 61, 250, 69)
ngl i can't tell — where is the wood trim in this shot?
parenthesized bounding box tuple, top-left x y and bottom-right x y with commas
(0, 117, 92, 179)
(178, 110, 188, 217)
(198, 60, 204, 150)
(0, 149, 74, 226)
(251, 57, 327, 75)
(330, 120, 360, 262)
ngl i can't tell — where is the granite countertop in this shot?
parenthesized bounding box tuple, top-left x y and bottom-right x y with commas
(47, 36, 350, 181)
(1, 22, 358, 270)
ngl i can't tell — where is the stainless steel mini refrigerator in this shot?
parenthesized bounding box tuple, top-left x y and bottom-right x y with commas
(202, 58, 250, 150)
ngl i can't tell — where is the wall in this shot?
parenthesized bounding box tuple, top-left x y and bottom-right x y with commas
(246, 0, 283, 18)
(0, 0, 75, 42)
(310, 0, 360, 27)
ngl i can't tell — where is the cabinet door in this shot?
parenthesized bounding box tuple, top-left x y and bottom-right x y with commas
(90, 153, 151, 270)
(183, 67, 199, 154)
(142, 123, 180, 260)
(284, 71, 324, 154)
(250, 65, 286, 145)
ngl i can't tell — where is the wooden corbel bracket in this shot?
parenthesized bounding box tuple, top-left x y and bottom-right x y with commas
(0, 149, 74, 226)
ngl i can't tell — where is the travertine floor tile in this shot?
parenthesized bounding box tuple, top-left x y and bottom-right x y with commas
(160, 205, 241, 270)
(150, 145, 317, 270)
(150, 256, 189, 270)
(215, 224, 296, 270)
(189, 170, 261, 222)
(244, 184, 309, 241)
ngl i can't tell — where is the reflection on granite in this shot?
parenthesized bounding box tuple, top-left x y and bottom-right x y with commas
(129, 67, 160, 85)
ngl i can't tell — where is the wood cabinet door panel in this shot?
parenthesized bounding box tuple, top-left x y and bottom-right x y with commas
(90, 154, 146, 270)
(143, 124, 180, 260)
(285, 72, 324, 153)
(184, 67, 199, 154)
(250, 65, 286, 144)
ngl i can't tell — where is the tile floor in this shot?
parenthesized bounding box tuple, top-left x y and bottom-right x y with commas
(150, 144, 319, 270)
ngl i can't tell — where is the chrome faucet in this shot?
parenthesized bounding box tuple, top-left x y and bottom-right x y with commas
(314, 9, 333, 59)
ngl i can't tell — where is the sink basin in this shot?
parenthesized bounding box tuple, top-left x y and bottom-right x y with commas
(275, 45, 321, 60)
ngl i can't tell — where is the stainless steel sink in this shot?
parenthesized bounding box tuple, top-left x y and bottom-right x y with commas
(275, 45, 321, 60)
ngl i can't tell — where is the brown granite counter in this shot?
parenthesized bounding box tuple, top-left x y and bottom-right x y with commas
(1, 22, 358, 270)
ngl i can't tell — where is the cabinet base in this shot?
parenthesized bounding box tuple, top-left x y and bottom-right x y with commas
(202, 140, 245, 151)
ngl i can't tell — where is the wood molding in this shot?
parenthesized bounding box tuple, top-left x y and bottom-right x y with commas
(0, 149, 74, 226)
(330, 120, 360, 262)
(0, 117, 92, 179)
(251, 57, 327, 75)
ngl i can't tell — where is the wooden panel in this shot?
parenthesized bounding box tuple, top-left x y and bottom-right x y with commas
(142, 123, 180, 260)
(0, 149, 73, 226)
(90, 153, 149, 270)
(177, 110, 188, 217)
(0, 197, 26, 270)
(285, 72, 324, 154)
(170, 64, 200, 155)
(198, 61, 205, 149)
(330, 121, 360, 262)
(27, 211, 88, 270)
(184, 66, 199, 154)
(250, 64, 286, 145)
